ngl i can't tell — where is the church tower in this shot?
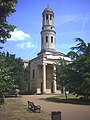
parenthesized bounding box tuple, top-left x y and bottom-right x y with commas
(29, 6, 71, 94)
(41, 6, 56, 52)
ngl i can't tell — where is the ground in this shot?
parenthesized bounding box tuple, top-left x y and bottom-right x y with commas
(0, 95, 90, 120)
(20, 95, 90, 120)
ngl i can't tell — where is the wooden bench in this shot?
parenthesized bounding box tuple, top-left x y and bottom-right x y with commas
(27, 101, 41, 113)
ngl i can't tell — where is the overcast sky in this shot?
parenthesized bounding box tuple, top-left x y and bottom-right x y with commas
(1, 0, 90, 60)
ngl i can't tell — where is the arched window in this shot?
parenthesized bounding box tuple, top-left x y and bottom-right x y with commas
(51, 36, 53, 43)
(46, 36, 48, 42)
(50, 14, 52, 20)
(46, 14, 48, 20)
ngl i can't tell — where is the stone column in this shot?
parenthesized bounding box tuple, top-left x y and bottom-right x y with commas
(53, 65, 57, 93)
(42, 63, 46, 93)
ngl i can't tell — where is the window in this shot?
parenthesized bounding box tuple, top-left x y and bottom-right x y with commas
(46, 36, 48, 42)
(32, 69, 35, 79)
(50, 15, 52, 20)
(46, 14, 48, 20)
(51, 36, 53, 43)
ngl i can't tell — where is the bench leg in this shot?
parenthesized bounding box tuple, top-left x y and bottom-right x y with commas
(38, 108, 40, 113)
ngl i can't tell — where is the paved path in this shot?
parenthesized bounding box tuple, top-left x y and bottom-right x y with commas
(20, 95, 90, 120)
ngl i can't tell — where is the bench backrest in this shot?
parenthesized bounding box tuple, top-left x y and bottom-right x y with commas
(27, 101, 35, 108)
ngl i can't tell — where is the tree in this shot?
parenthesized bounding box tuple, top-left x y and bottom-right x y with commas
(0, 52, 15, 96)
(23, 65, 30, 93)
(55, 38, 90, 99)
(0, 52, 30, 95)
(0, 0, 18, 96)
(55, 59, 70, 99)
(0, 0, 18, 48)
(68, 38, 90, 98)
(12, 57, 27, 90)
(5, 52, 28, 91)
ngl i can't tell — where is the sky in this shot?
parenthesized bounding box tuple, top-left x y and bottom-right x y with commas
(1, 0, 90, 60)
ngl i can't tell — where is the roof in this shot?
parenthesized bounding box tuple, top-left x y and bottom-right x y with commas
(44, 7, 53, 12)
(43, 6, 54, 13)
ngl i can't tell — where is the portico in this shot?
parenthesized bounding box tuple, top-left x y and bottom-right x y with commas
(42, 62, 57, 94)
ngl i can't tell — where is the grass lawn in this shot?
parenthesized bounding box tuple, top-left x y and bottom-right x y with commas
(0, 95, 90, 120)
(0, 98, 51, 120)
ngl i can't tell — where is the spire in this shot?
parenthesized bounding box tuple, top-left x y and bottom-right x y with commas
(47, 4, 49, 8)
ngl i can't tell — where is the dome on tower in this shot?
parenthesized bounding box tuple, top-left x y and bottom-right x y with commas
(44, 7, 53, 12)
(43, 6, 54, 13)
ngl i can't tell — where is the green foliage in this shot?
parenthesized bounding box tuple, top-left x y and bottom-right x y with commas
(5, 52, 29, 90)
(0, 52, 29, 95)
(0, 0, 29, 95)
(23, 65, 30, 89)
(0, 52, 15, 95)
(55, 38, 90, 98)
(0, 0, 18, 48)
(55, 59, 68, 86)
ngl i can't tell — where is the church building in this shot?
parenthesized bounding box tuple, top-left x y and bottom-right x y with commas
(29, 6, 71, 94)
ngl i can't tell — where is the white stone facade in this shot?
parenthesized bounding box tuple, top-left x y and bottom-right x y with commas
(29, 6, 71, 94)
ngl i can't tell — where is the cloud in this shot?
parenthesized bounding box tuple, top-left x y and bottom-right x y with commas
(56, 14, 89, 26)
(8, 29, 30, 41)
(16, 41, 35, 49)
(61, 15, 83, 24)
(7, 29, 39, 50)
(81, 15, 88, 32)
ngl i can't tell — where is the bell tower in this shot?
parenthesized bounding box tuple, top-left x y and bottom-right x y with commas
(29, 6, 71, 95)
(41, 6, 56, 52)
